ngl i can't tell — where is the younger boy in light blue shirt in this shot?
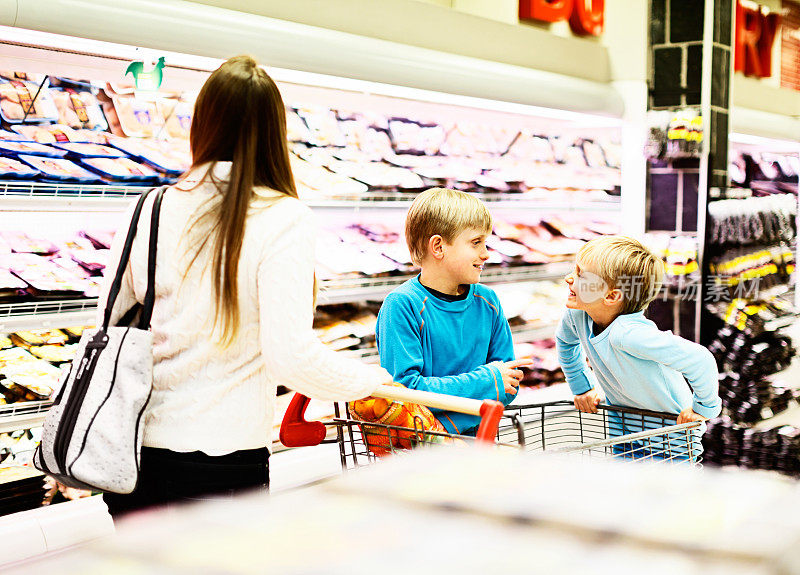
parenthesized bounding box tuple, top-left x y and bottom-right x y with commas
(556, 236, 721, 458)
(376, 188, 531, 434)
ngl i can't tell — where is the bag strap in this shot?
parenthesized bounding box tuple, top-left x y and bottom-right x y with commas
(138, 186, 166, 330)
(102, 188, 157, 330)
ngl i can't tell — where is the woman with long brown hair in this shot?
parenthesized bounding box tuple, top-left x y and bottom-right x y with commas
(100, 55, 392, 516)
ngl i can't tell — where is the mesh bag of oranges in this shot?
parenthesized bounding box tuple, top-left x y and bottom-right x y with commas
(348, 382, 451, 456)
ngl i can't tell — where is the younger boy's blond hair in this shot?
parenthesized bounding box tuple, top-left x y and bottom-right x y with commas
(577, 236, 665, 314)
(405, 188, 492, 266)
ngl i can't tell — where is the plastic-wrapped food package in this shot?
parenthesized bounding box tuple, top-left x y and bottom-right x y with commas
(360, 127, 395, 160)
(3, 253, 89, 295)
(50, 257, 91, 282)
(286, 109, 313, 143)
(324, 157, 425, 189)
(51, 89, 108, 130)
(79, 230, 115, 250)
(1, 361, 60, 400)
(9, 123, 78, 143)
(336, 115, 370, 150)
(0, 79, 59, 123)
(0, 141, 65, 158)
(70, 248, 110, 273)
(9, 123, 108, 144)
(440, 122, 517, 157)
(0, 269, 27, 299)
(106, 136, 189, 176)
(159, 98, 193, 140)
(0, 348, 36, 370)
(289, 153, 367, 199)
(0, 231, 58, 255)
(10, 329, 69, 347)
(581, 140, 608, 169)
(29, 343, 79, 364)
(0, 157, 39, 179)
(388, 120, 445, 155)
(51, 142, 125, 158)
(17, 155, 103, 183)
(0, 129, 23, 140)
(296, 107, 346, 147)
(109, 95, 162, 138)
(506, 132, 556, 162)
(80, 157, 159, 183)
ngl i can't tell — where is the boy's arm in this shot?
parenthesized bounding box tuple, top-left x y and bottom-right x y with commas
(616, 327, 721, 419)
(555, 312, 598, 396)
(377, 295, 506, 403)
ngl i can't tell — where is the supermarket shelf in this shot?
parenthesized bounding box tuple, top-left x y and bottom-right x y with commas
(337, 322, 557, 364)
(306, 193, 621, 212)
(0, 181, 621, 213)
(0, 181, 146, 212)
(0, 299, 97, 333)
(0, 266, 565, 332)
(0, 400, 52, 433)
(510, 323, 557, 343)
(319, 262, 572, 305)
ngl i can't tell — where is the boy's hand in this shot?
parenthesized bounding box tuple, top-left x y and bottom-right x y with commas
(493, 359, 533, 395)
(676, 408, 707, 424)
(574, 388, 602, 413)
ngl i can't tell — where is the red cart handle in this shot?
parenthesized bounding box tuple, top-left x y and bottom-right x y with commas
(280, 384, 505, 447)
(280, 393, 326, 447)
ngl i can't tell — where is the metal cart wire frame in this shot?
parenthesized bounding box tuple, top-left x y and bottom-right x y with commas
(280, 385, 507, 470)
(501, 401, 704, 465)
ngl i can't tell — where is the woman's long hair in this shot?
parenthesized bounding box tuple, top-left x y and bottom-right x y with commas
(187, 55, 297, 345)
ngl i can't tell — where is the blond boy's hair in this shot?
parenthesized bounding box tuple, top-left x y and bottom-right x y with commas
(577, 236, 665, 314)
(405, 188, 492, 266)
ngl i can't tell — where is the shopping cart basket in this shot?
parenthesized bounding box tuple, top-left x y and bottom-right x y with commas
(500, 401, 704, 466)
(280, 385, 510, 470)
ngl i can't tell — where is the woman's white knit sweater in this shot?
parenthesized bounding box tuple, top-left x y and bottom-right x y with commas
(97, 163, 391, 455)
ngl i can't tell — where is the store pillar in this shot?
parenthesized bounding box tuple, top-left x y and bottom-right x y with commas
(646, 0, 735, 341)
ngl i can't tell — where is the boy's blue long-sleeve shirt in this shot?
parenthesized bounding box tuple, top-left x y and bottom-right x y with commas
(555, 309, 721, 419)
(376, 277, 516, 434)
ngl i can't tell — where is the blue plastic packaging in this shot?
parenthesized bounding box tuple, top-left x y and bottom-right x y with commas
(0, 141, 66, 158)
(51, 142, 126, 159)
(0, 157, 39, 179)
(79, 157, 160, 183)
(17, 155, 104, 183)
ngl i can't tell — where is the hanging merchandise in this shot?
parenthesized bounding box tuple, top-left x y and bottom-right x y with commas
(729, 150, 799, 196)
(644, 233, 700, 296)
(703, 419, 800, 477)
(707, 243, 795, 301)
(707, 194, 796, 248)
(645, 109, 703, 160)
(702, 184, 799, 475)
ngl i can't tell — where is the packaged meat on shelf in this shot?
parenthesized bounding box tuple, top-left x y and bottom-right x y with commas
(0, 67, 622, 206)
(0, 230, 111, 302)
(0, 327, 83, 406)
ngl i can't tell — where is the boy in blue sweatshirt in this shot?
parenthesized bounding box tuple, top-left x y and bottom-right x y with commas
(556, 236, 721, 458)
(376, 188, 531, 435)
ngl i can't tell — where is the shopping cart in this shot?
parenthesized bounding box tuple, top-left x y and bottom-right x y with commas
(501, 401, 704, 466)
(280, 385, 510, 470)
(280, 389, 705, 470)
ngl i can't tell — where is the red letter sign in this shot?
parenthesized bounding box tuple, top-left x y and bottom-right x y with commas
(570, 0, 604, 36)
(520, 0, 573, 22)
(734, 0, 780, 78)
(519, 0, 604, 36)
